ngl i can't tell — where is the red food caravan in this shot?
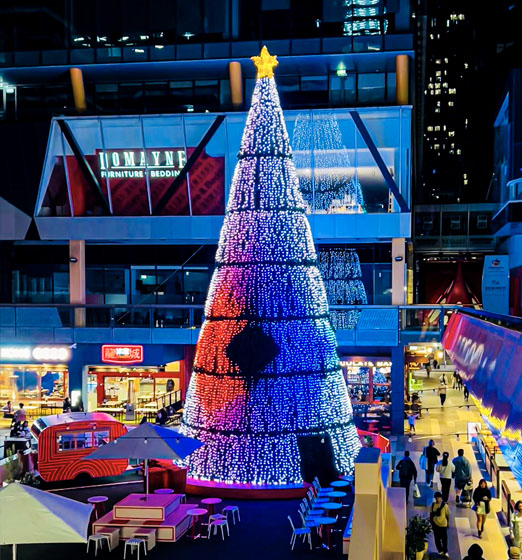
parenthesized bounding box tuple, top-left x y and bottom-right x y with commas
(31, 412, 128, 482)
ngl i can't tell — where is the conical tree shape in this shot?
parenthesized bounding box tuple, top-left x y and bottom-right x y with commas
(319, 248, 367, 330)
(292, 112, 365, 214)
(181, 47, 361, 485)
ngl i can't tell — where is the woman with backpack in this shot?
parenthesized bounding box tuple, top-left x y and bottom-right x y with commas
(430, 491, 450, 557)
(436, 452, 455, 502)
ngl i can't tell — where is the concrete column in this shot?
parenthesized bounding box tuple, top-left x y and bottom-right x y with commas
(69, 240, 86, 326)
(70, 67, 87, 113)
(395, 54, 409, 105)
(391, 345, 405, 434)
(391, 238, 406, 305)
(228, 61, 243, 108)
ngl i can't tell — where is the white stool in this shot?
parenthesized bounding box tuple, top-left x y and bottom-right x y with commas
(207, 518, 229, 540)
(124, 538, 147, 560)
(222, 505, 241, 524)
(86, 534, 110, 556)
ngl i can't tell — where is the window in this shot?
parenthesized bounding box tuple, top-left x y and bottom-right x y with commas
(448, 88, 456, 94)
(57, 430, 110, 452)
(476, 215, 488, 229)
(450, 216, 461, 230)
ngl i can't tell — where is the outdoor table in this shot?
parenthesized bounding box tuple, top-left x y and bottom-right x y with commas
(88, 496, 109, 520)
(154, 488, 174, 495)
(330, 480, 350, 489)
(327, 491, 346, 503)
(321, 502, 342, 513)
(187, 508, 207, 539)
(316, 516, 336, 549)
(201, 497, 222, 517)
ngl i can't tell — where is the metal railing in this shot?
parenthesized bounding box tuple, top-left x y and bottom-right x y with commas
(0, 303, 481, 336)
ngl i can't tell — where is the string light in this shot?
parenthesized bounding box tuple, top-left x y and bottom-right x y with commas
(293, 112, 365, 214)
(181, 48, 361, 486)
(319, 248, 367, 330)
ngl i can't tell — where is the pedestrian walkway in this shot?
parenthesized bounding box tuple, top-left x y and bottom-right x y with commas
(393, 369, 509, 559)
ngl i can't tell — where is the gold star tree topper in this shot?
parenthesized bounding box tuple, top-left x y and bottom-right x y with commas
(251, 46, 278, 79)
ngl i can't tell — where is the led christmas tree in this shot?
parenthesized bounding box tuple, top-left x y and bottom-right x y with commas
(319, 248, 367, 330)
(293, 112, 365, 214)
(181, 47, 361, 485)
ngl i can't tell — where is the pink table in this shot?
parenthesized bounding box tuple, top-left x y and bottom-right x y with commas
(187, 508, 207, 539)
(88, 496, 108, 520)
(201, 497, 222, 517)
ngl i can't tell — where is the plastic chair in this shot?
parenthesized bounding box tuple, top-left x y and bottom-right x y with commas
(207, 518, 229, 540)
(288, 515, 312, 550)
(222, 505, 241, 524)
(124, 538, 147, 560)
(299, 510, 320, 529)
(86, 534, 110, 557)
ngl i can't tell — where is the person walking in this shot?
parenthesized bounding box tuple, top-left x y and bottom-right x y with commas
(452, 371, 458, 389)
(436, 452, 455, 502)
(424, 439, 440, 487)
(407, 411, 417, 435)
(426, 362, 431, 378)
(464, 385, 470, 401)
(396, 450, 417, 502)
(430, 491, 450, 558)
(463, 543, 485, 560)
(439, 382, 447, 406)
(511, 501, 522, 549)
(453, 449, 472, 504)
(457, 373, 463, 391)
(472, 479, 492, 538)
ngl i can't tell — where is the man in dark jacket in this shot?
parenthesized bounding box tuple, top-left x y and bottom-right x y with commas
(453, 448, 472, 503)
(424, 439, 440, 487)
(396, 450, 417, 502)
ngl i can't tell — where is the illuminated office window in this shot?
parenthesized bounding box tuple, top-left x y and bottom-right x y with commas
(343, 0, 388, 36)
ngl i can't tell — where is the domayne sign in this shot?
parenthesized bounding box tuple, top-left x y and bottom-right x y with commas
(98, 148, 187, 179)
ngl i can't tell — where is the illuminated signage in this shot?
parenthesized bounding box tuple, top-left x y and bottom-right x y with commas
(98, 149, 187, 179)
(101, 345, 144, 364)
(340, 360, 392, 368)
(0, 346, 71, 362)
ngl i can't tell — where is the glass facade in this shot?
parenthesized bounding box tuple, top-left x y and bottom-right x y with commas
(36, 108, 411, 218)
(0, 0, 411, 53)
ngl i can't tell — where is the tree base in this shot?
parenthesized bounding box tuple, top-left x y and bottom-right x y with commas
(186, 477, 310, 500)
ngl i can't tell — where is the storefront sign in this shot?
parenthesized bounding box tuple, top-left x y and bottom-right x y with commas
(341, 360, 392, 368)
(101, 345, 144, 364)
(0, 345, 71, 362)
(98, 149, 187, 179)
(482, 255, 509, 315)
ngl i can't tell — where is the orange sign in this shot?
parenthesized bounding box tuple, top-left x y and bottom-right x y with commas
(101, 345, 144, 364)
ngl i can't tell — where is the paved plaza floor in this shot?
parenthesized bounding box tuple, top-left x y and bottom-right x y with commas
(395, 368, 509, 559)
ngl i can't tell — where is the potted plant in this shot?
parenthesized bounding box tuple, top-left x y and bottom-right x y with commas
(406, 515, 432, 560)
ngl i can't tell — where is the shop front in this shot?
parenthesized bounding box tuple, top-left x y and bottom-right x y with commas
(405, 342, 447, 393)
(341, 356, 392, 432)
(84, 344, 185, 421)
(0, 344, 72, 415)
